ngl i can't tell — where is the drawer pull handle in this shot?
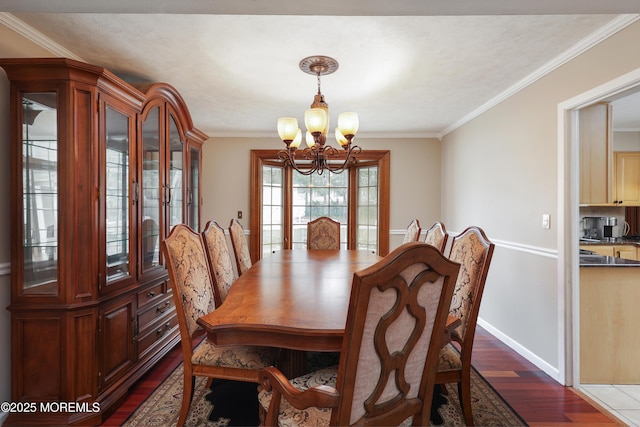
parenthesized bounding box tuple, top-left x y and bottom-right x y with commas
(156, 322, 172, 337)
(147, 291, 155, 298)
(156, 301, 171, 313)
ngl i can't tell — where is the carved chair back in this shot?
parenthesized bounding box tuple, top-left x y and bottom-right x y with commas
(307, 216, 341, 250)
(202, 220, 237, 307)
(162, 224, 216, 344)
(331, 242, 459, 425)
(424, 221, 449, 253)
(402, 219, 422, 243)
(228, 218, 252, 275)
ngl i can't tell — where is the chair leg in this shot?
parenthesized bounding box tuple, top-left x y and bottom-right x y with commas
(178, 371, 196, 427)
(457, 373, 474, 426)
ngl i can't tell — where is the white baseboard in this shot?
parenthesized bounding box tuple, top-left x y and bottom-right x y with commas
(477, 317, 562, 384)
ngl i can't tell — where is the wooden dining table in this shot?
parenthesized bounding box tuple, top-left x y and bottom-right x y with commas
(197, 249, 461, 355)
(197, 249, 381, 352)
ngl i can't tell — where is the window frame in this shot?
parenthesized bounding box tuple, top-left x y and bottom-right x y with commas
(249, 149, 390, 261)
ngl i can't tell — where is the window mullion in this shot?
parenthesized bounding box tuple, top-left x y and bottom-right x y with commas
(283, 166, 293, 250)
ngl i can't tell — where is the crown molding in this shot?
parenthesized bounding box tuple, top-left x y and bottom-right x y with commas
(439, 13, 640, 139)
(210, 131, 442, 139)
(0, 12, 85, 61)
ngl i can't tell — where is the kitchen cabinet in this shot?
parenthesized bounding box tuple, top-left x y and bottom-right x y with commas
(579, 103, 613, 205)
(0, 58, 207, 426)
(614, 245, 638, 260)
(580, 244, 637, 260)
(581, 267, 640, 383)
(614, 152, 640, 206)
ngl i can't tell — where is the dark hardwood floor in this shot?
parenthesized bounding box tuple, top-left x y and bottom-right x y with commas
(471, 328, 622, 426)
(101, 327, 622, 426)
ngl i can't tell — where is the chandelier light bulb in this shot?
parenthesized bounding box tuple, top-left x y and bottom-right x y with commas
(335, 128, 349, 147)
(290, 129, 302, 148)
(337, 112, 359, 137)
(305, 131, 315, 148)
(304, 108, 328, 134)
(277, 117, 299, 142)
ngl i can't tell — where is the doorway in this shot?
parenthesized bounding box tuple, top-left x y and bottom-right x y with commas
(560, 68, 640, 391)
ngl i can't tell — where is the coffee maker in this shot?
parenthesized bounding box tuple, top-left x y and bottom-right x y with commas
(582, 216, 600, 239)
(600, 216, 617, 241)
(582, 216, 618, 240)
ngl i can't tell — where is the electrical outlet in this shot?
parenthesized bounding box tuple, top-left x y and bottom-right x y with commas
(542, 213, 550, 229)
(237, 211, 243, 219)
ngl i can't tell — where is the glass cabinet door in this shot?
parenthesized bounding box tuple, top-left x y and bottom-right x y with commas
(168, 114, 183, 230)
(188, 146, 200, 230)
(22, 93, 58, 295)
(105, 106, 131, 282)
(141, 107, 161, 272)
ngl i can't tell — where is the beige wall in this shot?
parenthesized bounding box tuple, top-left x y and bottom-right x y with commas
(441, 20, 640, 377)
(200, 136, 442, 251)
(614, 131, 640, 151)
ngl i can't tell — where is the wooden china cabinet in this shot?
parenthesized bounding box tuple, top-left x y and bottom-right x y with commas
(0, 58, 206, 426)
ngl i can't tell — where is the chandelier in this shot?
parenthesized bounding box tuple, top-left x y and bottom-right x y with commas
(276, 55, 361, 175)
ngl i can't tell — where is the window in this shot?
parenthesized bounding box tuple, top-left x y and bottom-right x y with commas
(291, 171, 348, 249)
(261, 165, 284, 257)
(250, 150, 389, 260)
(356, 166, 379, 253)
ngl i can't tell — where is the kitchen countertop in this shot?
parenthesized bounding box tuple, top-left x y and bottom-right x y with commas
(580, 254, 640, 267)
(579, 237, 640, 246)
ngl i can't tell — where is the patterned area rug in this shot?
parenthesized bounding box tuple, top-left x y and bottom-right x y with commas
(123, 363, 527, 426)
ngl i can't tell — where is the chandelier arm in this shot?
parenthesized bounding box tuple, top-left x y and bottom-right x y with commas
(325, 145, 362, 173)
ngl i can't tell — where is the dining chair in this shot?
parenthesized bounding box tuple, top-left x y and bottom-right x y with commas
(402, 219, 422, 243)
(307, 216, 341, 250)
(258, 241, 460, 426)
(228, 218, 252, 276)
(436, 226, 495, 426)
(161, 224, 279, 427)
(424, 221, 449, 253)
(202, 220, 237, 307)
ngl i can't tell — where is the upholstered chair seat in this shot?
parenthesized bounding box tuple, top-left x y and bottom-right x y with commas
(437, 343, 463, 372)
(191, 339, 277, 368)
(258, 366, 337, 426)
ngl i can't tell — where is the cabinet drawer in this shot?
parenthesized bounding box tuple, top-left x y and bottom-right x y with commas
(137, 294, 175, 331)
(137, 313, 179, 359)
(137, 281, 169, 309)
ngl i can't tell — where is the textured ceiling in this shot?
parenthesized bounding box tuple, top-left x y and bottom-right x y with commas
(1, 2, 639, 138)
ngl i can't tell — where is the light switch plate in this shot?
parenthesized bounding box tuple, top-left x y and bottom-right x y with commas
(542, 213, 550, 229)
